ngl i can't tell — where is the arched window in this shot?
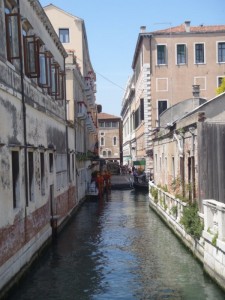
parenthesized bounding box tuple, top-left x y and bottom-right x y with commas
(100, 137, 104, 146)
(113, 137, 117, 146)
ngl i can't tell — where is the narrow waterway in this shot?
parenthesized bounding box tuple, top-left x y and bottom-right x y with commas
(7, 190, 225, 300)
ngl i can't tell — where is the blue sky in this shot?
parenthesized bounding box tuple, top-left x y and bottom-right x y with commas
(40, 0, 225, 116)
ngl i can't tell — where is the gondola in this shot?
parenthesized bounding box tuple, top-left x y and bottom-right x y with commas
(133, 174, 149, 191)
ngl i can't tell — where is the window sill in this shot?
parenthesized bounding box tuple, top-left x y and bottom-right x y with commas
(194, 63, 206, 65)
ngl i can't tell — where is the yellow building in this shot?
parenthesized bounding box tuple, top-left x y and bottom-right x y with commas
(44, 4, 99, 202)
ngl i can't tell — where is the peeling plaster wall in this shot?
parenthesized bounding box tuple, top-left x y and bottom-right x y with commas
(0, 0, 77, 294)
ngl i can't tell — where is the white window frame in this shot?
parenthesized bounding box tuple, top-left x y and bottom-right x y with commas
(100, 136, 105, 146)
(176, 43, 187, 65)
(156, 44, 167, 65)
(194, 42, 205, 64)
(157, 99, 168, 120)
(217, 76, 225, 88)
(217, 41, 225, 63)
(59, 28, 70, 43)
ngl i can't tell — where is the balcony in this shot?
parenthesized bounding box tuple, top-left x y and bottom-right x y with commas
(77, 101, 87, 119)
(86, 112, 97, 133)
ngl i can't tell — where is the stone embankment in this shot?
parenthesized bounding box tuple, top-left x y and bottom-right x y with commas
(149, 181, 225, 292)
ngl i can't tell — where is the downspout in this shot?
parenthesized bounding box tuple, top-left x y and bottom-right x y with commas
(149, 35, 152, 76)
(189, 127, 196, 199)
(64, 58, 70, 207)
(18, 0, 29, 208)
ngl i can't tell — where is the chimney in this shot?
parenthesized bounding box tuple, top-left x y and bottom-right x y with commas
(184, 20, 191, 32)
(140, 26, 146, 33)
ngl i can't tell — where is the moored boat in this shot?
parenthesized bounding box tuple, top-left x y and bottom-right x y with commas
(133, 174, 149, 191)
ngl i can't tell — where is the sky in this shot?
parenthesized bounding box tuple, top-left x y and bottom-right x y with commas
(39, 0, 225, 117)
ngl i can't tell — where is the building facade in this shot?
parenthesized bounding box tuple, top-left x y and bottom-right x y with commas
(44, 4, 99, 202)
(153, 92, 225, 208)
(121, 22, 225, 176)
(98, 113, 122, 164)
(0, 0, 98, 295)
(0, 0, 79, 294)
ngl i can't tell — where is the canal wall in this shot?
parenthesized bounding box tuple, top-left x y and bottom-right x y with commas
(0, 196, 86, 299)
(149, 182, 225, 291)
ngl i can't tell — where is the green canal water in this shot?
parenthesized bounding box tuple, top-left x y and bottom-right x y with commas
(7, 190, 225, 299)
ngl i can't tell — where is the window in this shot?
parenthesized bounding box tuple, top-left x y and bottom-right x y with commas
(28, 152, 34, 202)
(155, 154, 157, 172)
(5, 12, 22, 63)
(49, 152, 53, 173)
(68, 153, 71, 182)
(12, 151, 20, 208)
(157, 45, 166, 65)
(134, 52, 141, 82)
(102, 150, 106, 157)
(57, 71, 65, 100)
(39, 51, 52, 87)
(56, 154, 67, 190)
(59, 29, 69, 43)
(217, 76, 225, 88)
(158, 100, 168, 118)
(105, 122, 111, 127)
(72, 154, 75, 181)
(50, 62, 60, 96)
(113, 137, 117, 146)
(172, 157, 175, 180)
(112, 121, 118, 128)
(23, 35, 40, 78)
(177, 44, 186, 64)
(195, 43, 205, 64)
(100, 137, 104, 146)
(108, 150, 112, 157)
(134, 109, 139, 129)
(40, 152, 45, 195)
(99, 122, 104, 127)
(140, 98, 144, 120)
(218, 42, 225, 63)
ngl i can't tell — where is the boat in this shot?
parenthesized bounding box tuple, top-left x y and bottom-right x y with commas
(87, 181, 99, 200)
(133, 174, 149, 191)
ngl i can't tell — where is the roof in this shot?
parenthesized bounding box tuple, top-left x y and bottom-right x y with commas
(98, 112, 121, 120)
(154, 24, 225, 34)
(132, 22, 225, 68)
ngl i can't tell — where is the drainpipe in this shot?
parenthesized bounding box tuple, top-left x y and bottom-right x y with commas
(64, 59, 70, 213)
(149, 35, 152, 76)
(18, 0, 29, 208)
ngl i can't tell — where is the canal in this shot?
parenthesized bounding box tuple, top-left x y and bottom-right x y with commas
(7, 190, 225, 299)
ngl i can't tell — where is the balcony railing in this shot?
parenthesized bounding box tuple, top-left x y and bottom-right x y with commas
(77, 101, 87, 119)
(149, 181, 187, 222)
(86, 112, 96, 133)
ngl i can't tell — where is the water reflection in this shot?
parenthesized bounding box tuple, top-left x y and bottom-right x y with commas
(7, 190, 225, 300)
